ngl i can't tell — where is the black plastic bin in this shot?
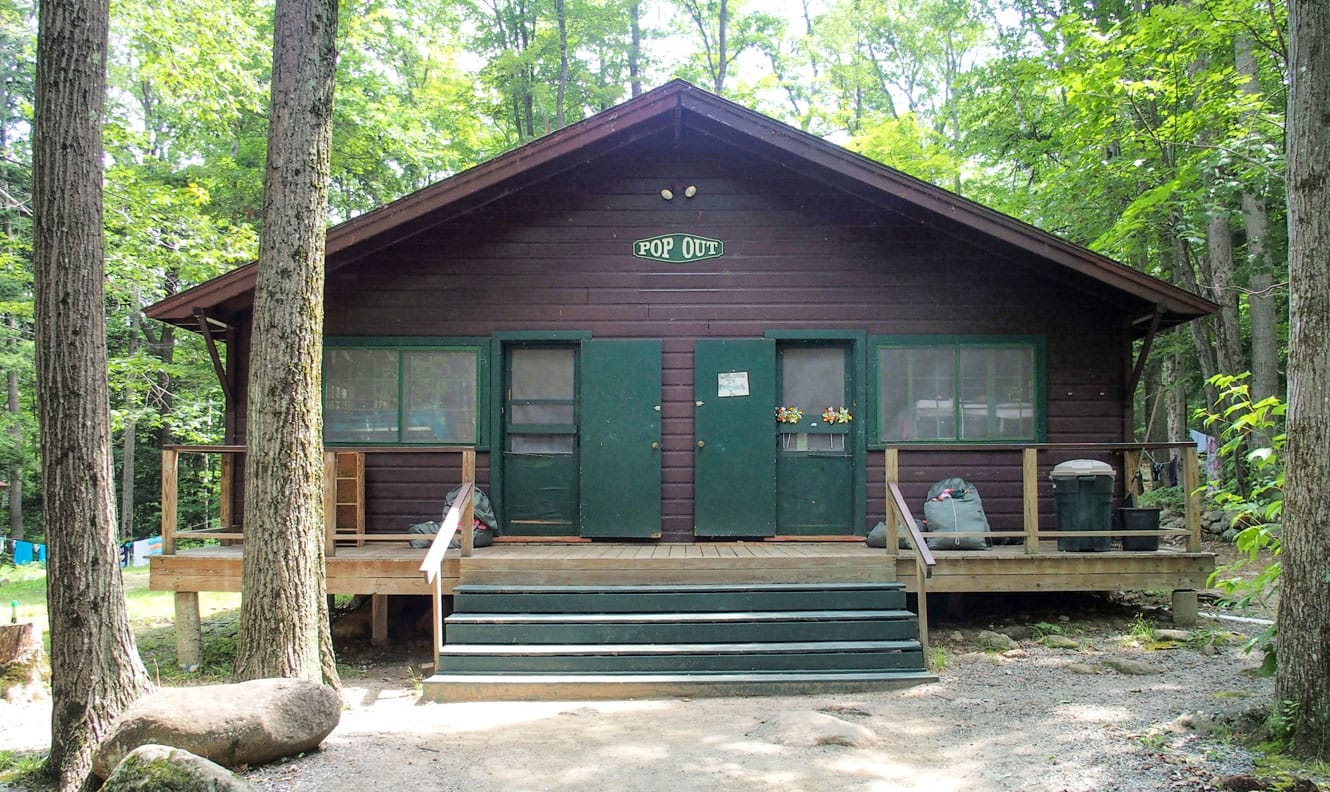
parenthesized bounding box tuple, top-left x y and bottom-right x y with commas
(1119, 506, 1161, 551)
(1050, 459, 1115, 552)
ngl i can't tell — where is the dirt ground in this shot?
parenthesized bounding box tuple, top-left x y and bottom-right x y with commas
(0, 550, 1298, 792)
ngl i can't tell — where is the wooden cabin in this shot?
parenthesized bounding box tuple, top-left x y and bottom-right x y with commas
(146, 81, 1217, 699)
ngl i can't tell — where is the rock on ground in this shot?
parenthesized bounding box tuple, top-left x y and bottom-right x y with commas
(93, 678, 341, 778)
(749, 711, 878, 748)
(101, 744, 254, 792)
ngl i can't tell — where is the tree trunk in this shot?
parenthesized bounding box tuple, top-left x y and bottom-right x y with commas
(1237, 34, 1281, 443)
(629, 1, 642, 97)
(32, 0, 153, 786)
(1277, 0, 1330, 761)
(715, 0, 728, 94)
(233, 0, 340, 689)
(1206, 206, 1246, 376)
(1172, 230, 1219, 407)
(555, 0, 567, 129)
(7, 344, 22, 542)
(1164, 353, 1187, 443)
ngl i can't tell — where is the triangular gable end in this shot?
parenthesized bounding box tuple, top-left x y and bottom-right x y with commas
(146, 79, 1216, 331)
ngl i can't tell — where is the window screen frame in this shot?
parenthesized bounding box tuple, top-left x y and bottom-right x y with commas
(323, 337, 488, 448)
(870, 335, 1046, 447)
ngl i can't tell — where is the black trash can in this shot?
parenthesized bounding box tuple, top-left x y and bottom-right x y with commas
(1050, 459, 1115, 552)
(1119, 506, 1161, 551)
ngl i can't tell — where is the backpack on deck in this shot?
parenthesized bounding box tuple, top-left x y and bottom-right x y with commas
(922, 477, 990, 551)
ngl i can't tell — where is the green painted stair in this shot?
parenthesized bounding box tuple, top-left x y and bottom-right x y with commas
(422, 582, 935, 701)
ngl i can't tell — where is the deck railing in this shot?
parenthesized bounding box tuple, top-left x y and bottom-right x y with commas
(885, 481, 935, 665)
(159, 444, 477, 557)
(881, 442, 1203, 557)
(419, 450, 476, 667)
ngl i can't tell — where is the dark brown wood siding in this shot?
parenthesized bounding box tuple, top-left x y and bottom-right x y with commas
(229, 129, 1135, 540)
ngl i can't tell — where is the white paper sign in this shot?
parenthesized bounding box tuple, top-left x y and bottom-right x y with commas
(717, 371, 749, 398)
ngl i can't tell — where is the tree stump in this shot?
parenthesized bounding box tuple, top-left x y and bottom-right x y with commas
(0, 622, 50, 702)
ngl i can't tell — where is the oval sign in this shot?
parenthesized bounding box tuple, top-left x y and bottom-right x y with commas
(632, 233, 724, 263)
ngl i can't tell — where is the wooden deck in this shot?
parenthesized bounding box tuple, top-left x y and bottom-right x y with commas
(150, 539, 1214, 597)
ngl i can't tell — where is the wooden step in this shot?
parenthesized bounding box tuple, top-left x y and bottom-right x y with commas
(452, 582, 907, 614)
(444, 609, 919, 644)
(436, 639, 923, 673)
(420, 670, 939, 702)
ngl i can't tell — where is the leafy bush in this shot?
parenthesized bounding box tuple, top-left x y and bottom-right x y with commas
(1198, 373, 1283, 675)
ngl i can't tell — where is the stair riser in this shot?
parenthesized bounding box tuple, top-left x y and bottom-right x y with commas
(444, 619, 918, 645)
(436, 650, 924, 674)
(421, 673, 938, 702)
(452, 590, 907, 614)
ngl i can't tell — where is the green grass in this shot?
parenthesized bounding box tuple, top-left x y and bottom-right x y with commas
(1, 562, 242, 682)
(0, 750, 46, 786)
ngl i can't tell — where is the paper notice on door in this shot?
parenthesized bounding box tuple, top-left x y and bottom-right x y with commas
(717, 371, 749, 398)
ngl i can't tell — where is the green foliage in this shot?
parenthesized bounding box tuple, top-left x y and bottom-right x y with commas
(0, 750, 45, 786)
(1199, 373, 1284, 675)
(1031, 620, 1064, 638)
(1137, 485, 1185, 512)
(0, 565, 242, 682)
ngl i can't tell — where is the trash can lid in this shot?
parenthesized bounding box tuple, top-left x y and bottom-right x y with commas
(1050, 459, 1116, 479)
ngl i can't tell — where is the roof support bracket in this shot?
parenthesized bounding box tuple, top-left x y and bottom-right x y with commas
(194, 308, 234, 406)
(1128, 305, 1165, 397)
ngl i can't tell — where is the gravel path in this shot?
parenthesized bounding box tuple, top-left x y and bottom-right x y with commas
(0, 599, 1281, 792)
(241, 613, 1273, 792)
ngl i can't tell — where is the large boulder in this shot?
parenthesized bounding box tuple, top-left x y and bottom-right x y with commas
(93, 678, 341, 778)
(101, 744, 254, 792)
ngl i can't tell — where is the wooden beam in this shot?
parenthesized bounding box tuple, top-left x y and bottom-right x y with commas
(162, 447, 178, 555)
(1127, 306, 1164, 398)
(1182, 447, 1202, 552)
(193, 309, 233, 405)
(883, 448, 899, 566)
(371, 594, 389, 646)
(323, 451, 337, 558)
(219, 452, 234, 531)
(1023, 448, 1039, 555)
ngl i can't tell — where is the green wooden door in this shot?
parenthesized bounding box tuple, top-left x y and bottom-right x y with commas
(694, 339, 776, 537)
(776, 344, 856, 535)
(502, 346, 578, 536)
(580, 339, 662, 538)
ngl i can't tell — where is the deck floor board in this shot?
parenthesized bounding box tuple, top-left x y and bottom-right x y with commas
(151, 538, 1215, 596)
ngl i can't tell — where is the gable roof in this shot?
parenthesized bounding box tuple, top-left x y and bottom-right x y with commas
(146, 79, 1216, 333)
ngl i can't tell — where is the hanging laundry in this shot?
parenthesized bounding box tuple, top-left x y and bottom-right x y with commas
(12, 540, 33, 565)
(131, 536, 163, 566)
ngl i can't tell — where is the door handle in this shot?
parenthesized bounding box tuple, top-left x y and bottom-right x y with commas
(651, 442, 660, 449)
(697, 440, 705, 448)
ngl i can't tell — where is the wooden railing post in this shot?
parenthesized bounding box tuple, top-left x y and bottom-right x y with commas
(219, 452, 234, 531)
(1123, 449, 1141, 501)
(162, 447, 178, 555)
(916, 569, 929, 669)
(323, 450, 337, 558)
(1183, 446, 1202, 552)
(884, 448, 899, 565)
(461, 448, 476, 557)
(1022, 447, 1040, 554)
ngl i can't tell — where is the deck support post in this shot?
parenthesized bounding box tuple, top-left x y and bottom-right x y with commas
(371, 594, 389, 646)
(1171, 589, 1198, 627)
(174, 591, 202, 671)
(1022, 448, 1039, 554)
(323, 451, 338, 558)
(1182, 448, 1202, 552)
(883, 448, 899, 581)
